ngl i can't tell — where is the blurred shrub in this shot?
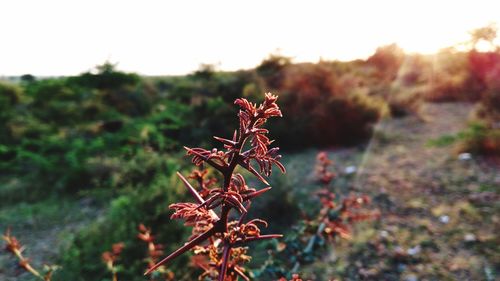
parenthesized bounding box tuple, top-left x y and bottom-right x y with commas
(166, 70, 259, 148)
(464, 51, 500, 100)
(386, 86, 423, 117)
(430, 122, 500, 156)
(463, 86, 500, 156)
(0, 65, 189, 202)
(59, 167, 192, 281)
(471, 50, 500, 81)
(455, 123, 500, 155)
(257, 53, 292, 89)
(421, 49, 470, 102)
(20, 74, 36, 83)
(474, 87, 500, 125)
(461, 49, 500, 155)
(426, 73, 469, 102)
(192, 63, 216, 80)
(268, 63, 387, 148)
(426, 49, 500, 156)
(366, 44, 404, 81)
(0, 82, 23, 142)
(69, 62, 140, 90)
(0, 81, 22, 105)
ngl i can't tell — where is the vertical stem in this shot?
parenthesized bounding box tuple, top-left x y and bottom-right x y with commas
(218, 206, 231, 233)
(216, 116, 257, 279)
(219, 243, 232, 281)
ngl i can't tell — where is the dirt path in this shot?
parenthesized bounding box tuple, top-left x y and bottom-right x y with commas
(348, 102, 499, 280)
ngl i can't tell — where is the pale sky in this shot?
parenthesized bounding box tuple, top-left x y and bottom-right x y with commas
(1, 0, 499, 76)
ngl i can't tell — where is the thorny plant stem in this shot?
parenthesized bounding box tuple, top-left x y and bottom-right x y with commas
(214, 127, 249, 276)
(147, 93, 285, 280)
(214, 117, 260, 280)
(219, 117, 257, 233)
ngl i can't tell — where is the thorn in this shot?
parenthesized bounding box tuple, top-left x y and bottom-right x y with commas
(213, 136, 237, 146)
(243, 187, 272, 201)
(144, 227, 215, 275)
(177, 172, 204, 204)
(237, 159, 270, 185)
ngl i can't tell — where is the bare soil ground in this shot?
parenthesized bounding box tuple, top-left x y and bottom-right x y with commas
(295, 103, 499, 280)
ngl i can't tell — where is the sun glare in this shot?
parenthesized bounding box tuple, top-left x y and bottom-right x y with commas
(0, 0, 499, 75)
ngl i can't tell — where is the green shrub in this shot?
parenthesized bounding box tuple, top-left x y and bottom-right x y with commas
(0, 81, 24, 143)
(429, 122, 500, 156)
(59, 168, 191, 281)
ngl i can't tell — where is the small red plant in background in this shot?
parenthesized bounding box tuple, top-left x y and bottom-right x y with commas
(2, 228, 59, 281)
(102, 242, 124, 281)
(101, 225, 175, 281)
(311, 152, 378, 241)
(316, 152, 335, 185)
(275, 152, 378, 279)
(144, 93, 286, 281)
(137, 224, 175, 280)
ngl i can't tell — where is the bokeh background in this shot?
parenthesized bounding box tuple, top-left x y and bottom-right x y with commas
(1, 1, 499, 280)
